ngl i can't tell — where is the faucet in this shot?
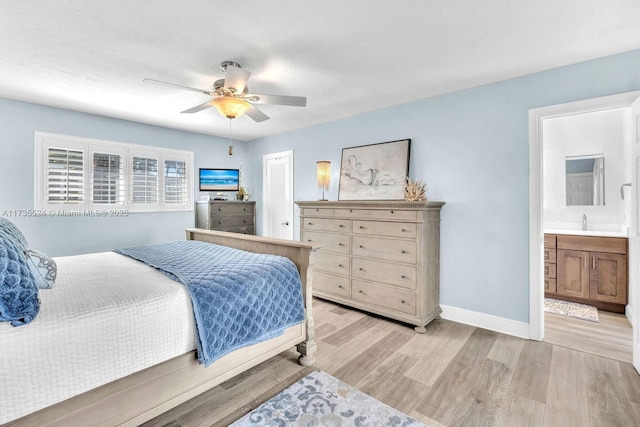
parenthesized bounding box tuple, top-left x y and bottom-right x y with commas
(582, 214, 587, 231)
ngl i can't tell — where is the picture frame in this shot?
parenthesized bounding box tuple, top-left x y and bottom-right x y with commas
(338, 139, 411, 200)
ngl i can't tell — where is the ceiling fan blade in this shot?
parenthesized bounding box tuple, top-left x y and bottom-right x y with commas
(181, 101, 213, 114)
(224, 65, 251, 94)
(247, 93, 307, 107)
(245, 104, 270, 122)
(144, 78, 214, 96)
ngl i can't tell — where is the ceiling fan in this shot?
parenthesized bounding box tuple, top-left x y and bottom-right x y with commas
(144, 61, 307, 122)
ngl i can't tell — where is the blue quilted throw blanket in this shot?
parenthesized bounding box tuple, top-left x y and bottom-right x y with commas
(115, 240, 305, 366)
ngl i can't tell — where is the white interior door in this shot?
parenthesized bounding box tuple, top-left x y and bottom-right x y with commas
(630, 96, 640, 373)
(262, 150, 293, 239)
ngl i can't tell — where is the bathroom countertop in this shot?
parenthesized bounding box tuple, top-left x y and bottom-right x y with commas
(544, 228, 628, 238)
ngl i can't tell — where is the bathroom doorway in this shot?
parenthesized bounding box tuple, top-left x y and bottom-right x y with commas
(529, 91, 640, 366)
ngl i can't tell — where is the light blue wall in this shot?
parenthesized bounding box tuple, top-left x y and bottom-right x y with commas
(0, 98, 247, 256)
(249, 49, 640, 323)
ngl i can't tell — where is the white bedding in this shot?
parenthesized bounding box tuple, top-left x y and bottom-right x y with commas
(0, 252, 196, 424)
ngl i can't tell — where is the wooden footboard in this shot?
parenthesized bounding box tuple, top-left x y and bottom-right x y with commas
(6, 230, 318, 427)
(185, 228, 319, 367)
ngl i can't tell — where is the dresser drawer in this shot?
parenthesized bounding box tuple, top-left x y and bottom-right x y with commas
(314, 271, 350, 298)
(315, 252, 350, 275)
(544, 248, 557, 263)
(302, 217, 350, 233)
(223, 226, 255, 235)
(352, 257, 416, 289)
(210, 214, 254, 229)
(544, 263, 556, 279)
(301, 208, 333, 217)
(353, 221, 416, 239)
(352, 279, 416, 315)
(352, 235, 416, 264)
(302, 231, 350, 254)
(209, 202, 254, 215)
(335, 209, 417, 222)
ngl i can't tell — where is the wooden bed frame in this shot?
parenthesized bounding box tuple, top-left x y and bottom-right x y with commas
(6, 229, 318, 427)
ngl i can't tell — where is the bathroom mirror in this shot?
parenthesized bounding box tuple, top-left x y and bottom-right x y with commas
(565, 155, 605, 206)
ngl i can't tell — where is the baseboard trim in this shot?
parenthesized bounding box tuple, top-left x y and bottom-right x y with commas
(440, 304, 530, 339)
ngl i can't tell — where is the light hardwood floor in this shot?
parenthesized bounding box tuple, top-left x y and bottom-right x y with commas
(144, 298, 640, 427)
(544, 310, 633, 363)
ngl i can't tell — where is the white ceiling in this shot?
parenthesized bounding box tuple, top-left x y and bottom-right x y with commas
(1, 1, 640, 141)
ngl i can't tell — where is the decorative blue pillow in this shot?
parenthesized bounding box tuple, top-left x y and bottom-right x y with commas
(0, 218, 28, 251)
(25, 249, 57, 289)
(0, 231, 40, 326)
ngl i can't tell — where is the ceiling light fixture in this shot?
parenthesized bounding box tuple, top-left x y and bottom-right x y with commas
(212, 97, 251, 119)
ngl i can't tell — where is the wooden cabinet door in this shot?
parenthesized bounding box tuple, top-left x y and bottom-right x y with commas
(556, 249, 590, 299)
(589, 252, 628, 305)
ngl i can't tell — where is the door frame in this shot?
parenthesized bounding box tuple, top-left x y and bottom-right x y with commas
(529, 90, 640, 341)
(262, 150, 294, 239)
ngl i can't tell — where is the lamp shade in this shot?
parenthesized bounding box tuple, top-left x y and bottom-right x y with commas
(212, 97, 251, 119)
(316, 161, 331, 201)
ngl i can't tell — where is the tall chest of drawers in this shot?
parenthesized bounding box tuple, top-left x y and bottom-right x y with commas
(296, 200, 444, 333)
(195, 201, 255, 234)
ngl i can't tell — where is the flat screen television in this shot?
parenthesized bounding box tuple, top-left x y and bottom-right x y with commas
(199, 168, 240, 191)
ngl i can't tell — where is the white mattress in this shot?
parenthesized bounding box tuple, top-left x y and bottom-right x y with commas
(0, 252, 196, 424)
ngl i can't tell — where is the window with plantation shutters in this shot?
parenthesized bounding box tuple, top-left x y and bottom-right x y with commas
(92, 152, 124, 205)
(132, 156, 159, 205)
(35, 132, 193, 212)
(47, 147, 84, 204)
(164, 159, 187, 204)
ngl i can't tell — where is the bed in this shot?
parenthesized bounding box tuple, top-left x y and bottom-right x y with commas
(0, 228, 318, 427)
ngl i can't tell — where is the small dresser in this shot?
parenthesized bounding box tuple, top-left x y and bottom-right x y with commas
(296, 200, 444, 333)
(195, 201, 255, 235)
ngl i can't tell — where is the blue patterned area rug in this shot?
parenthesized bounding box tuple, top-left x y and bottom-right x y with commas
(544, 298, 599, 322)
(229, 370, 426, 426)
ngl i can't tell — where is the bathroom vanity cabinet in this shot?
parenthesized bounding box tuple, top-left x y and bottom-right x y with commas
(544, 234, 628, 313)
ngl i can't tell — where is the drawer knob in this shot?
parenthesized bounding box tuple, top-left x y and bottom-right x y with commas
(401, 275, 406, 279)
(358, 290, 363, 293)
(359, 245, 364, 248)
(339, 224, 345, 228)
(339, 243, 344, 246)
(243, 220, 247, 223)
(338, 264, 343, 268)
(401, 300, 405, 304)
(218, 208, 222, 211)
(243, 207, 247, 211)
(218, 221, 222, 224)
(359, 225, 365, 229)
(359, 267, 364, 271)
(401, 228, 406, 232)
(338, 285, 343, 289)
(307, 239, 312, 242)
(308, 222, 313, 225)
(390, 210, 394, 214)
(401, 250, 406, 254)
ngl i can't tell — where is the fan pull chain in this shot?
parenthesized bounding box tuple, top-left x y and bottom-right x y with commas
(228, 118, 233, 156)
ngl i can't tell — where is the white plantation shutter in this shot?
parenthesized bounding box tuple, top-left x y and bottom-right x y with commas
(47, 147, 84, 204)
(132, 156, 159, 205)
(92, 152, 125, 205)
(35, 132, 193, 212)
(164, 159, 187, 205)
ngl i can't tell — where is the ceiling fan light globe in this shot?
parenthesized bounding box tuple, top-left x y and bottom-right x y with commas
(211, 97, 251, 119)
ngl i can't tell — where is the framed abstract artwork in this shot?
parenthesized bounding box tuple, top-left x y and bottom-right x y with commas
(338, 139, 411, 200)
